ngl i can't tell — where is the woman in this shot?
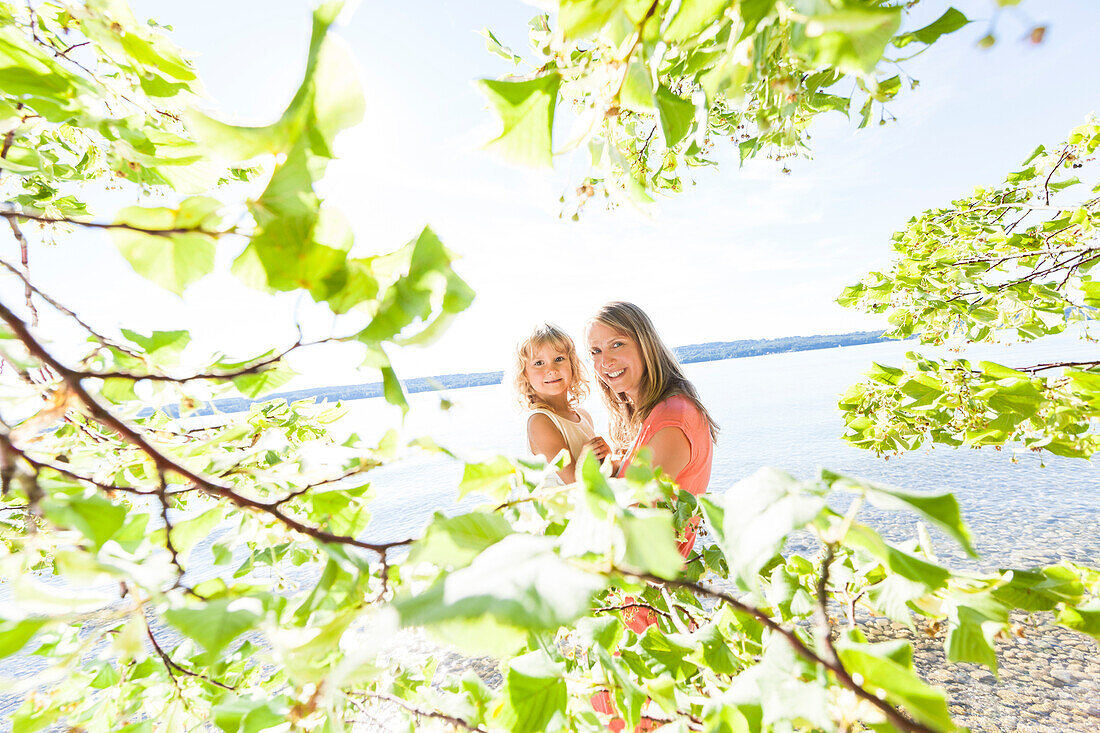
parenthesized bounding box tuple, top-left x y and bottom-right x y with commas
(586, 302, 719, 724)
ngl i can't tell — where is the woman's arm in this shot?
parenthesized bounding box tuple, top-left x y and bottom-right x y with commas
(527, 413, 576, 483)
(643, 426, 690, 480)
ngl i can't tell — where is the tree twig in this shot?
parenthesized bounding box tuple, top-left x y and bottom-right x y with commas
(144, 615, 237, 691)
(594, 601, 673, 620)
(4, 218, 37, 326)
(0, 256, 142, 356)
(0, 298, 414, 556)
(619, 569, 939, 733)
(350, 692, 486, 733)
(0, 208, 235, 238)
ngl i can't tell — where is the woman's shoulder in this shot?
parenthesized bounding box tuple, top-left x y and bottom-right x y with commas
(652, 394, 697, 420)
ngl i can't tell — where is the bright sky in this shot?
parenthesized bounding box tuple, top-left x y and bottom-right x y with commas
(8, 1, 1100, 386)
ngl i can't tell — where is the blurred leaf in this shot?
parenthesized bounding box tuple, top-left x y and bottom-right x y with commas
(478, 73, 561, 167)
(836, 638, 955, 731)
(894, 8, 969, 48)
(409, 511, 513, 569)
(500, 650, 567, 733)
(712, 468, 827, 583)
(164, 598, 264, 658)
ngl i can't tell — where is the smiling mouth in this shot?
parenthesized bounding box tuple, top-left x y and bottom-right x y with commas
(605, 369, 625, 379)
(544, 378, 563, 384)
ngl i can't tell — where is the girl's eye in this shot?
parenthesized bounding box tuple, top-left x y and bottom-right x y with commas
(533, 360, 543, 366)
(554, 356, 565, 362)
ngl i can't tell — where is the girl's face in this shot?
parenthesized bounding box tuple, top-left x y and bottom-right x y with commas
(524, 342, 573, 401)
(587, 321, 644, 402)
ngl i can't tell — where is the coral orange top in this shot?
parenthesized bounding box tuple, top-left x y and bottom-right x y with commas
(613, 395, 714, 635)
(616, 394, 713, 496)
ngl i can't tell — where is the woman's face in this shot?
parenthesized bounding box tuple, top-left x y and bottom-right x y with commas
(587, 321, 644, 402)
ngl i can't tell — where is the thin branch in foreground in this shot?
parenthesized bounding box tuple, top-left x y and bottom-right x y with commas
(156, 468, 184, 588)
(0, 297, 415, 556)
(0, 435, 158, 498)
(0, 208, 237, 238)
(594, 602, 672, 620)
(350, 692, 486, 733)
(1018, 360, 1100, 374)
(0, 256, 142, 357)
(144, 615, 236, 691)
(813, 544, 842, 669)
(5, 219, 37, 326)
(619, 569, 939, 733)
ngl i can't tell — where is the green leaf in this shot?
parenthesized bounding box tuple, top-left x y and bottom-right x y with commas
(0, 618, 47, 658)
(120, 329, 191, 357)
(636, 627, 698, 680)
(559, 0, 628, 38)
(501, 650, 567, 733)
(164, 598, 263, 658)
(1057, 600, 1100, 640)
(164, 505, 226, 558)
(822, 469, 976, 556)
(836, 639, 955, 731)
(844, 523, 951, 590)
(212, 695, 289, 733)
(479, 27, 521, 64)
(458, 456, 517, 502)
(664, 0, 732, 43)
(393, 535, 606, 652)
(945, 604, 1003, 673)
(231, 360, 297, 399)
(687, 622, 741, 675)
(991, 567, 1084, 612)
(409, 511, 513, 569)
(478, 73, 561, 167)
(797, 7, 902, 74)
(112, 226, 215, 296)
(712, 468, 827, 583)
(655, 85, 696, 148)
(42, 493, 127, 551)
(894, 8, 969, 48)
(619, 509, 684, 578)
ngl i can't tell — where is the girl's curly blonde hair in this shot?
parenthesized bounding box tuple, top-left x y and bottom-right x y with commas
(510, 323, 589, 411)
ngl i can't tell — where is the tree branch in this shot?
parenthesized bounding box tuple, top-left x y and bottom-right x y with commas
(814, 545, 842, 668)
(1018, 360, 1100, 374)
(144, 614, 236, 691)
(0, 208, 236, 238)
(0, 297, 413, 556)
(619, 569, 939, 733)
(594, 601, 672, 620)
(0, 256, 142, 357)
(350, 692, 486, 733)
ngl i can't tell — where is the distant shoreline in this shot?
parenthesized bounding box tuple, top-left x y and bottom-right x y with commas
(179, 330, 891, 416)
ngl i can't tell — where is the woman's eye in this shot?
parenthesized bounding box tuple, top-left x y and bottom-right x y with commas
(613, 341, 623, 348)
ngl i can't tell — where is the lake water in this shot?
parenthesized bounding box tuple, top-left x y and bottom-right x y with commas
(353, 336, 1100, 569)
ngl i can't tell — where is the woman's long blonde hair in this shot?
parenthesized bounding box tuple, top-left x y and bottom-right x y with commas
(588, 302, 718, 449)
(510, 323, 589, 411)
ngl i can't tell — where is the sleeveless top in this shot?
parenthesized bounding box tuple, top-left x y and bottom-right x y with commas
(527, 408, 596, 467)
(616, 395, 713, 496)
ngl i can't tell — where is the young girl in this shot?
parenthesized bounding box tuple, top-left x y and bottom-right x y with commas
(512, 323, 610, 484)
